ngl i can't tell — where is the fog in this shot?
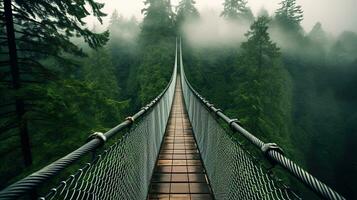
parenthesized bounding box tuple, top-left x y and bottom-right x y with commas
(182, 9, 249, 48)
(87, 0, 357, 35)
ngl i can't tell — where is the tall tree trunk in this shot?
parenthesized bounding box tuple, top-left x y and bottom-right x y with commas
(4, 0, 32, 166)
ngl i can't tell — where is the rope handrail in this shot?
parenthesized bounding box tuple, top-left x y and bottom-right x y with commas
(179, 38, 346, 200)
(0, 40, 179, 200)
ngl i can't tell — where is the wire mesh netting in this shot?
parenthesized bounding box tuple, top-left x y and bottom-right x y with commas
(180, 51, 299, 200)
(39, 55, 178, 200)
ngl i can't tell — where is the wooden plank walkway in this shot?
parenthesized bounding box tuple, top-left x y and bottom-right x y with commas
(147, 77, 214, 200)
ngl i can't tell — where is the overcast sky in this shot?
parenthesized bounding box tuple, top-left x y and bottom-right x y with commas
(91, 0, 357, 35)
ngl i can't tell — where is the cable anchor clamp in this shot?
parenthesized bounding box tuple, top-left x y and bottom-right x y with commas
(261, 143, 284, 155)
(261, 143, 284, 168)
(207, 103, 214, 108)
(141, 106, 150, 111)
(228, 119, 241, 128)
(214, 109, 222, 115)
(87, 132, 107, 144)
(126, 116, 135, 124)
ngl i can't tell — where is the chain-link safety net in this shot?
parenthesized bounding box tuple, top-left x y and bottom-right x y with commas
(179, 45, 300, 200)
(38, 48, 178, 200)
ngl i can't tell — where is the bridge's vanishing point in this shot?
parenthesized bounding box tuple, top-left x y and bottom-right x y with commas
(0, 40, 346, 200)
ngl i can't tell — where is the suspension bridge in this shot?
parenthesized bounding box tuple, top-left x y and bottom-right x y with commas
(0, 40, 346, 200)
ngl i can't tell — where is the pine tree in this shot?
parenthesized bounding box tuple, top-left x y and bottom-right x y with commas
(0, 0, 108, 167)
(308, 22, 328, 44)
(141, 0, 175, 44)
(109, 10, 123, 27)
(221, 0, 254, 22)
(232, 16, 292, 145)
(241, 16, 280, 69)
(176, 0, 199, 31)
(275, 0, 303, 29)
(257, 7, 269, 18)
(138, 0, 176, 103)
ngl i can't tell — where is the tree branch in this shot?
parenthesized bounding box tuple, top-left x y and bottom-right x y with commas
(12, 12, 47, 27)
(15, 30, 46, 39)
(17, 49, 51, 55)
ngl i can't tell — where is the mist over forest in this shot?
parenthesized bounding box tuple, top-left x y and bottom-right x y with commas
(179, 2, 357, 199)
(0, 0, 356, 199)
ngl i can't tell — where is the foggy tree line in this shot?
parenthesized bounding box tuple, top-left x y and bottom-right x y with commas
(181, 0, 357, 199)
(0, 0, 127, 188)
(0, 0, 356, 199)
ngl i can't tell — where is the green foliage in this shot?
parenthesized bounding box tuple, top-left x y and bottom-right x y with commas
(138, 43, 174, 103)
(0, 0, 110, 147)
(0, 47, 129, 188)
(11, 0, 109, 66)
(275, 0, 303, 31)
(242, 16, 280, 68)
(308, 23, 328, 45)
(1, 1, 355, 199)
(140, 0, 175, 45)
(329, 31, 357, 64)
(138, 0, 175, 104)
(0, 0, 126, 189)
(176, 0, 199, 32)
(230, 17, 292, 147)
(83, 49, 121, 99)
(107, 11, 139, 104)
(221, 0, 254, 22)
(284, 30, 357, 199)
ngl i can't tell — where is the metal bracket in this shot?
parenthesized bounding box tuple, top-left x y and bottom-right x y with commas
(87, 132, 107, 144)
(228, 119, 239, 127)
(126, 116, 135, 123)
(141, 106, 150, 111)
(261, 143, 284, 155)
(214, 109, 222, 115)
(261, 143, 284, 169)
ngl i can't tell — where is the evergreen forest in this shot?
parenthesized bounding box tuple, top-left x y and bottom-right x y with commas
(0, 0, 356, 199)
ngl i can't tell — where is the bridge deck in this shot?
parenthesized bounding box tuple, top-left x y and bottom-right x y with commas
(148, 77, 213, 200)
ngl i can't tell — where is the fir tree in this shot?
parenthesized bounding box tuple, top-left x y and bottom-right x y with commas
(176, 0, 199, 31)
(241, 16, 280, 69)
(141, 0, 175, 44)
(0, 0, 108, 167)
(221, 0, 254, 22)
(109, 10, 123, 27)
(232, 16, 291, 146)
(275, 0, 303, 30)
(138, 0, 176, 104)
